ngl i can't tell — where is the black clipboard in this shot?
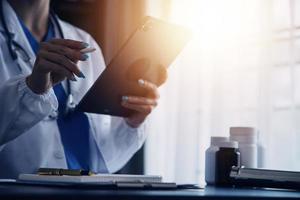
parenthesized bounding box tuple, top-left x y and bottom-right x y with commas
(77, 16, 192, 117)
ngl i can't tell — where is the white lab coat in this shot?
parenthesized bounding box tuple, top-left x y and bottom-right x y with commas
(0, 0, 147, 179)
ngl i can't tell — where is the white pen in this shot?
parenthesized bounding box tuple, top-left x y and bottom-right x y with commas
(80, 47, 96, 53)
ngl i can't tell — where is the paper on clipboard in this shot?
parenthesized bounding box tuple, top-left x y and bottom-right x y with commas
(19, 173, 162, 183)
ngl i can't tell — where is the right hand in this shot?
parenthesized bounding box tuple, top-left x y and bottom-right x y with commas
(26, 39, 89, 94)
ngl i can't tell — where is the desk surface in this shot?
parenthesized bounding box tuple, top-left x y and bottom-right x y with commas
(0, 183, 299, 200)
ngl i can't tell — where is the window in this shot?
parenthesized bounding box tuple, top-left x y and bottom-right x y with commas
(145, 0, 300, 185)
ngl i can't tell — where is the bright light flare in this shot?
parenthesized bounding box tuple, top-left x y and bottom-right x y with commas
(168, 0, 264, 49)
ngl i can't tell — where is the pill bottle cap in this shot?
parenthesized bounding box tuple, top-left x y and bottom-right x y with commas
(230, 127, 257, 144)
(219, 141, 238, 149)
(210, 136, 229, 146)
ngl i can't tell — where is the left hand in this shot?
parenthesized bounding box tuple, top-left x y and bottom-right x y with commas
(121, 79, 160, 128)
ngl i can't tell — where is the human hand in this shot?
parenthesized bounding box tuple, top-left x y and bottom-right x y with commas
(121, 79, 160, 128)
(26, 39, 91, 94)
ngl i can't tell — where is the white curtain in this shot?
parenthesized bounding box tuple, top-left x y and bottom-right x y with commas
(145, 0, 300, 185)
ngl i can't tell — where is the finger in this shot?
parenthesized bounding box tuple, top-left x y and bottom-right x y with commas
(39, 50, 85, 78)
(137, 79, 160, 99)
(121, 101, 154, 115)
(40, 42, 88, 62)
(49, 38, 88, 50)
(122, 96, 157, 106)
(39, 58, 76, 81)
(80, 47, 96, 53)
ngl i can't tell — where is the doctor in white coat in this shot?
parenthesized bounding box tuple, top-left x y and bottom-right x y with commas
(0, 0, 159, 178)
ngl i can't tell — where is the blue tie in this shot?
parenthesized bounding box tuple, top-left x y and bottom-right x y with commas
(19, 18, 92, 170)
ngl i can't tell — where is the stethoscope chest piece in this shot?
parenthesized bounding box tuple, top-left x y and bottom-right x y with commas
(48, 94, 77, 120)
(64, 94, 76, 116)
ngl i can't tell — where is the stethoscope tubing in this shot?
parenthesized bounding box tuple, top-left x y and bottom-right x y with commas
(0, 1, 74, 118)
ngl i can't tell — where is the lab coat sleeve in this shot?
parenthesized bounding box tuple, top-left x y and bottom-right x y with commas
(90, 114, 148, 173)
(0, 75, 58, 147)
(106, 118, 148, 173)
(86, 37, 148, 173)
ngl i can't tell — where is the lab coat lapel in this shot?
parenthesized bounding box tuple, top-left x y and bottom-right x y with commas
(0, 0, 36, 70)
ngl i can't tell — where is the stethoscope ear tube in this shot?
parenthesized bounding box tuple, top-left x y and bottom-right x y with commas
(50, 11, 77, 117)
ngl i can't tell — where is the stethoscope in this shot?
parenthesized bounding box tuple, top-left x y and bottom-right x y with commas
(0, 2, 76, 119)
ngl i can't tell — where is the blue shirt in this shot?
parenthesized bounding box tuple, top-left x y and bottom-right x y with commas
(19, 18, 91, 170)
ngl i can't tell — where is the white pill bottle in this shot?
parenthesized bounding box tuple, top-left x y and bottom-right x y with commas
(230, 127, 258, 168)
(205, 136, 229, 185)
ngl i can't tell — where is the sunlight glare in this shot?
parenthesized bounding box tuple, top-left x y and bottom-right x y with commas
(168, 0, 263, 49)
